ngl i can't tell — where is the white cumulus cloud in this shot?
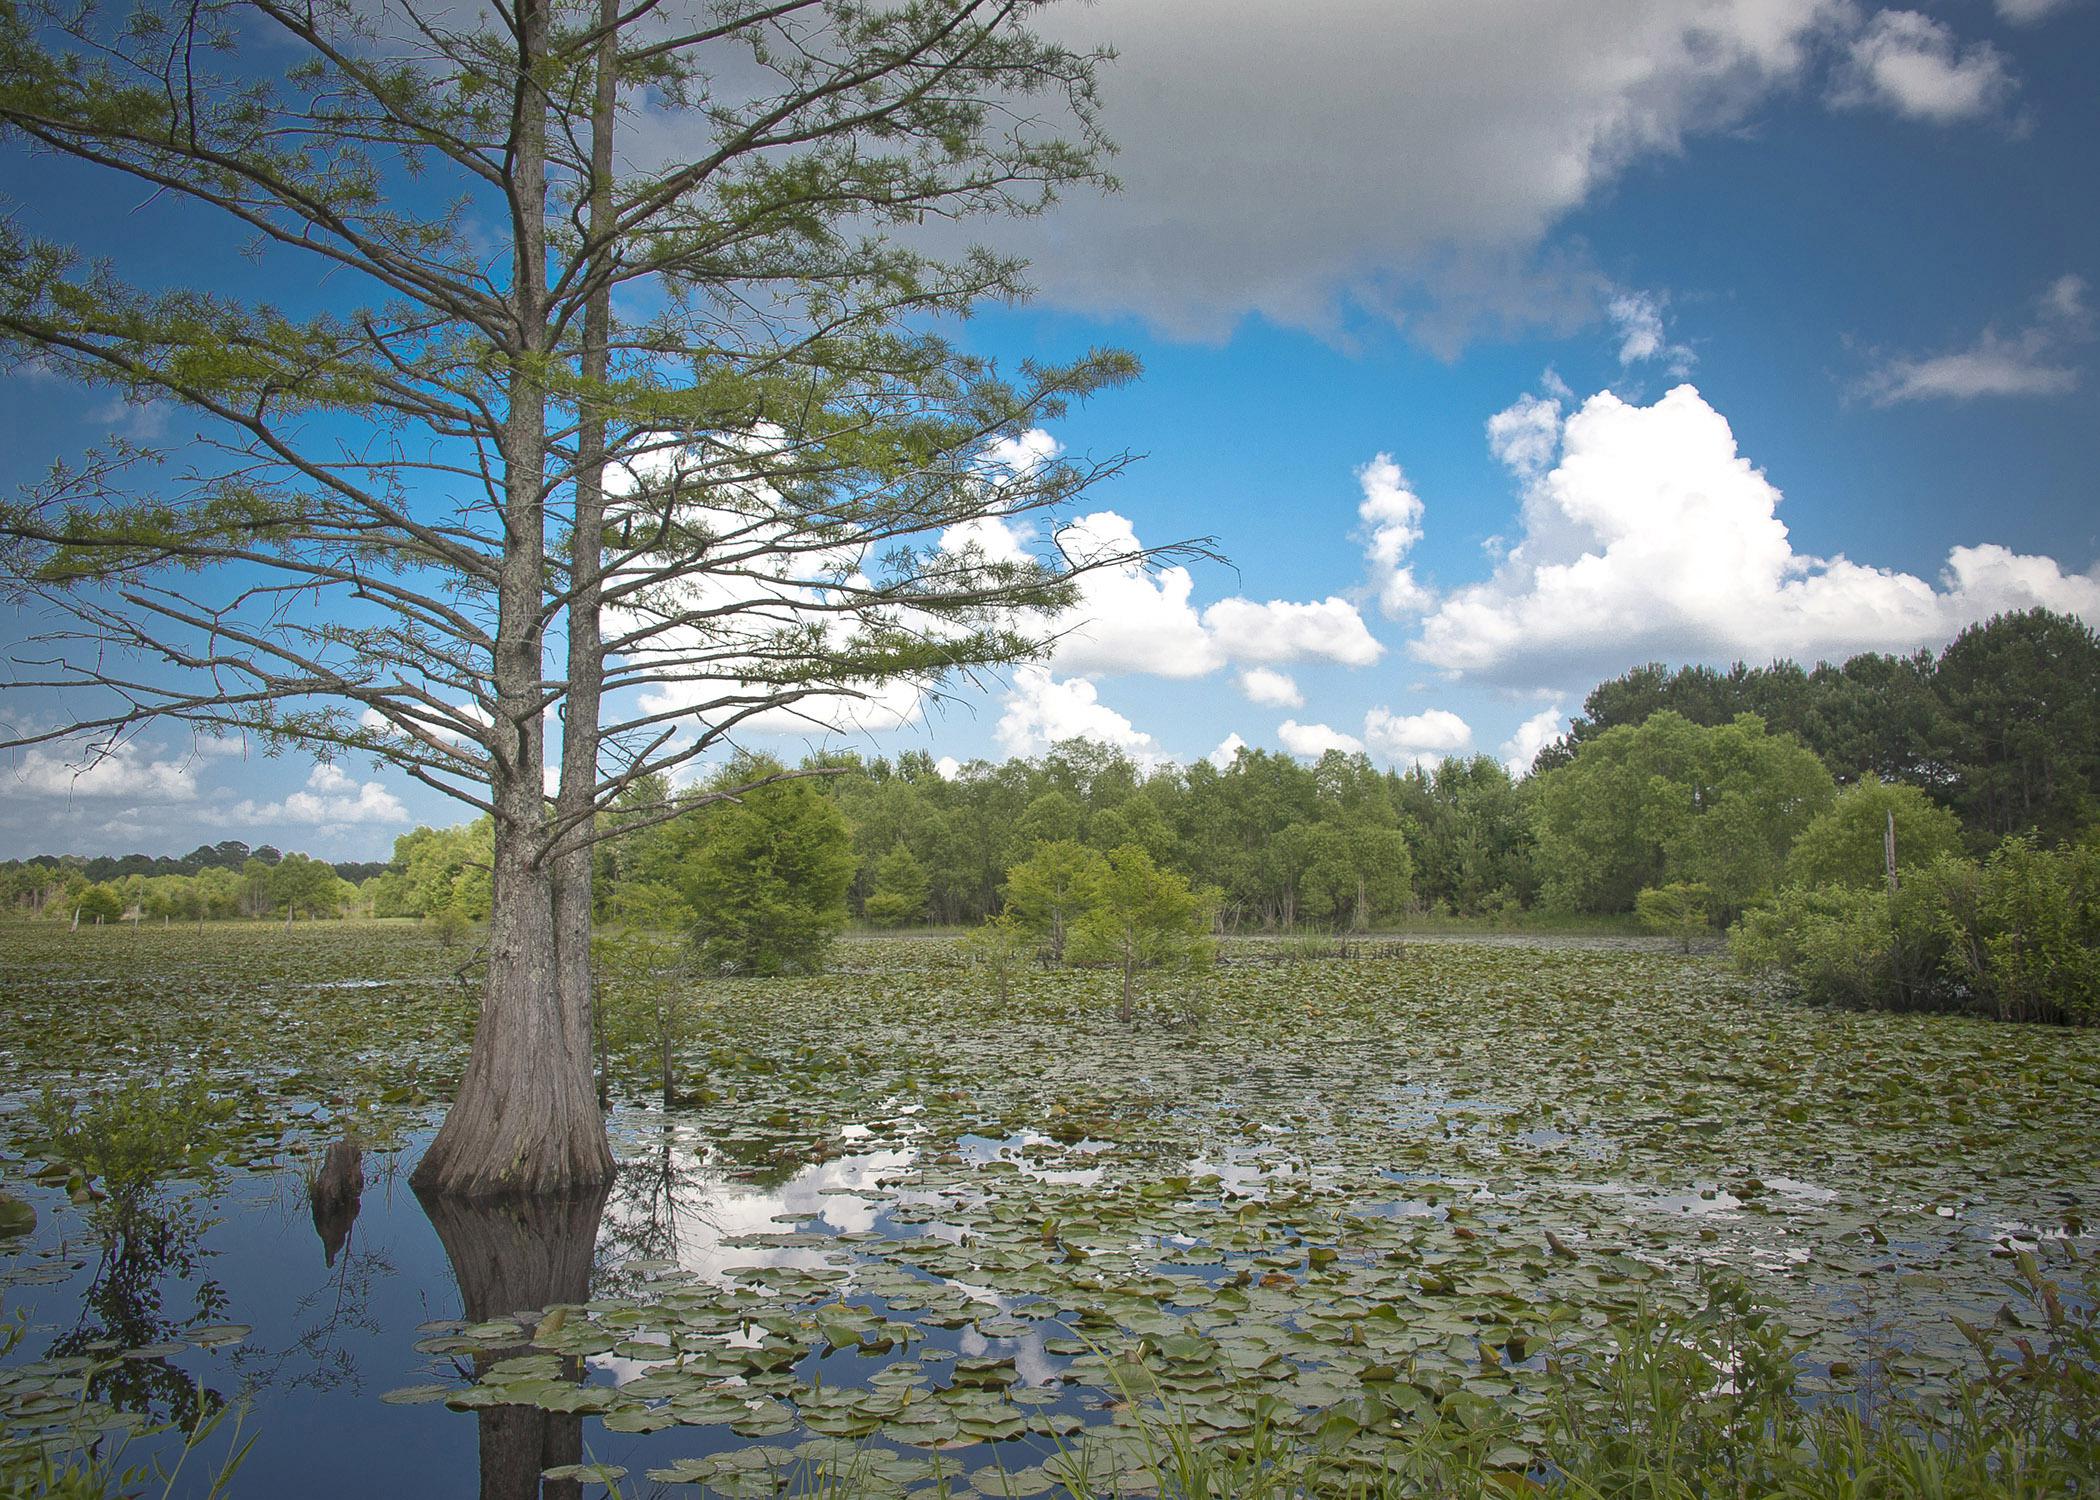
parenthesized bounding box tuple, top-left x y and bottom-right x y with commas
(231, 763, 408, 828)
(995, 666, 1158, 759)
(1363, 708, 1474, 768)
(1412, 382, 2100, 685)
(1277, 720, 1365, 758)
(1833, 10, 2016, 123)
(1207, 733, 1248, 771)
(1049, 512, 1225, 679)
(1237, 668, 1305, 708)
(1500, 705, 1569, 778)
(1203, 596, 1384, 667)
(1608, 291, 1694, 372)
(1486, 391, 1565, 480)
(1356, 454, 1433, 618)
(1040, 515, 1385, 679)
(11, 743, 199, 802)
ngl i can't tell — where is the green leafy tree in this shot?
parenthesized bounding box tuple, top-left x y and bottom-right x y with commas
(75, 882, 124, 924)
(1784, 774, 1965, 891)
(864, 844, 931, 929)
(272, 853, 344, 919)
(1002, 840, 1108, 963)
(1067, 844, 1216, 1024)
(0, 0, 1161, 1198)
(1936, 609, 2100, 843)
(1532, 712, 1833, 917)
(683, 766, 855, 977)
(1973, 836, 2100, 1025)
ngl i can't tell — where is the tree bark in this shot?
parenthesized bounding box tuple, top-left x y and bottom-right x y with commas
(551, 0, 619, 1125)
(415, 0, 612, 1199)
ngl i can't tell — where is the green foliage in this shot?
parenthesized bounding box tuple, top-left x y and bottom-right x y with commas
(27, 1078, 237, 1203)
(1538, 609, 2100, 851)
(1785, 772, 1966, 890)
(1001, 839, 1108, 962)
(1532, 712, 1833, 917)
(683, 766, 855, 977)
(1067, 844, 1217, 1023)
(390, 822, 492, 923)
(862, 844, 930, 929)
(1634, 882, 1712, 952)
(74, 882, 124, 923)
(1972, 834, 2100, 1024)
(424, 905, 471, 948)
(1736, 832, 2100, 1023)
(1938, 607, 2100, 842)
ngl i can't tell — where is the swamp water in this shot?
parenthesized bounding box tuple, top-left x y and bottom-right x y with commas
(2, 926, 2098, 1496)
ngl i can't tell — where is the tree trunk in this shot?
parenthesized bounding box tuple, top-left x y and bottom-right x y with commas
(414, 0, 611, 1200)
(551, 0, 619, 1126)
(1119, 959, 1134, 1024)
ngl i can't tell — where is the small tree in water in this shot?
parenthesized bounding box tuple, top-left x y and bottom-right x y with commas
(1003, 840, 1108, 963)
(1068, 845, 1217, 1023)
(959, 911, 1032, 1005)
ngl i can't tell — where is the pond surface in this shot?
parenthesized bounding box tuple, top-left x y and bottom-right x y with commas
(3, 926, 2098, 1496)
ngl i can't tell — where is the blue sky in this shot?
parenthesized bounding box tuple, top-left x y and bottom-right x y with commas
(4, 0, 2097, 859)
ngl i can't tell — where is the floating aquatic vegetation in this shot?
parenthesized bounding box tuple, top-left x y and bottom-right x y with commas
(3, 925, 2097, 1494)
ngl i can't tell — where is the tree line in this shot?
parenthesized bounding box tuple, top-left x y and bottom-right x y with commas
(1535, 606, 2100, 845)
(16, 607, 2093, 947)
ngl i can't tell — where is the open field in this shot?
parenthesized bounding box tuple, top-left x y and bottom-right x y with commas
(2, 923, 2097, 1495)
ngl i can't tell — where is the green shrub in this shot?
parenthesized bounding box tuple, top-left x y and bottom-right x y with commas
(1633, 882, 1712, 951)
(1736, 833, 2100, 1023)
(1974, 835, 2100, 1024)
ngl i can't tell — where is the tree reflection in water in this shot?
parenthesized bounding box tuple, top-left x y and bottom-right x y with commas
(307, 1139, 363, 1269)
(418, 1184, 610, 1500)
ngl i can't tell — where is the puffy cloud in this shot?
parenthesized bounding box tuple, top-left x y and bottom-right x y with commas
(11, 743, 198, 802)
(995, 666, 1157, 759)
(1363, 708, 1474, 768)
(1833, 10, 2015, 123)
(1277, 720, 1365, 758)
(1048, 514, 1385, 678)
(1356, 454, 1433, 618)
(1050, 512, 1225, 679)
(974, 0, 1843, 346)
(1237, 668, 1305, 708)
(1203, 596, 1384, 667)
(231, 763, 408, 828)
(1500, 705, 1568, 778)
(1486, 391, 1564, 480)
(1856, 275, 2089, 405)
(983, 427, 1063, 478)
(1207, 733, 1248, 771)
(1413, 382, 2100, 684)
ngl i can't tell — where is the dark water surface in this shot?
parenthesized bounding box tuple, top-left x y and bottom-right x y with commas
(2, 1113, 995, 1497)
